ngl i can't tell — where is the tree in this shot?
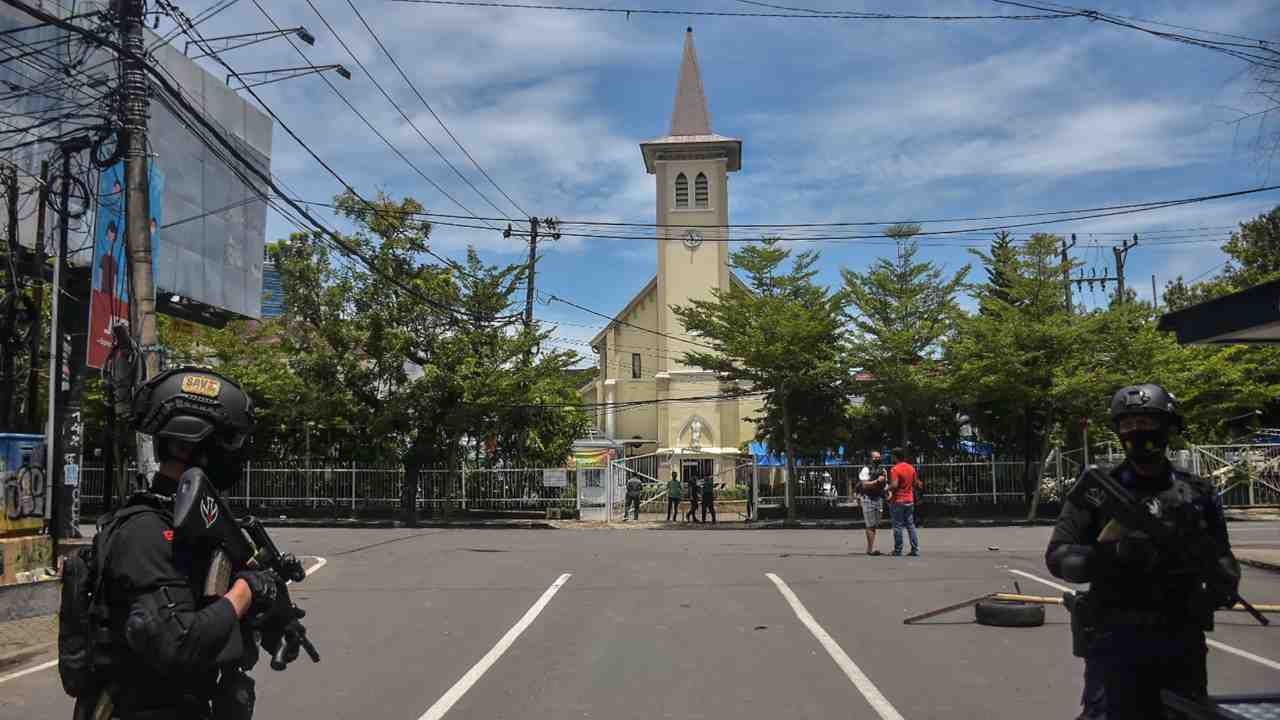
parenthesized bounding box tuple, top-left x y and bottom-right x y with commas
(1158, 206, 1280, 441)
(843, 224, 970, 449)
(672, 239, 851, 521)
(946, 233, 1077, 497)
(156, 191, 587, 518)
(1165, 206, 1280, 311)
(981, 230, 1018, 313)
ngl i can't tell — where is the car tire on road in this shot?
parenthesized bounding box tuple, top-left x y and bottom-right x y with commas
(974, 599, 1045, 627)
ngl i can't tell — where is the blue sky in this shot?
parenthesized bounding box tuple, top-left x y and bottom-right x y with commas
(174, 0, 1278, 361)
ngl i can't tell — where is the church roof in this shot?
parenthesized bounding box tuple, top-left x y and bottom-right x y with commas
(671, 27, 711, 137)
(641, 28, 741, 173)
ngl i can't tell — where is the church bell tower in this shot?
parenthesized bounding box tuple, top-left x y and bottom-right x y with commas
(640, 28, 743, 454)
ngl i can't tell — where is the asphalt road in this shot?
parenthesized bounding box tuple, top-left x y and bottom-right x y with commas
(4, 523, 1279, 719)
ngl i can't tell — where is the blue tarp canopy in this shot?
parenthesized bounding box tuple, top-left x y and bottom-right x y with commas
(749, 442, 846, 467)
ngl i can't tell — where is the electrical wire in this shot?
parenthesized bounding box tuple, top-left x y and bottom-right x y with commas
(302, 0, 516, 220)
(341, 0, 528, 219)
(241, 0, 496, 229)
(387, 0, 1074, 21)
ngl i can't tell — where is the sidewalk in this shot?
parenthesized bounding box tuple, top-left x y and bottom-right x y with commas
(0, 614, 56, 673)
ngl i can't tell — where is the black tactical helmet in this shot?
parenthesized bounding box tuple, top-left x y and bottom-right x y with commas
(132, 366, 255, 459)
(1109, 383, 1183, 430)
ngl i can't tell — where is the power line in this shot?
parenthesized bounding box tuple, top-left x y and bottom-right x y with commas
(341, 0, 529, 219)
(9, 0, 507, 326)
(230, 0, 494, 228)
(299, 0, 514, 222)
(991, 0, 1280, 70)
(284, 186, 1280, 232)
(541, 291, 719, 352)
(387, 0, 1074, 21)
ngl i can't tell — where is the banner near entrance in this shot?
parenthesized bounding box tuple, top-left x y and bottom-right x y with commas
(567, 448, 617, 469)
(86, 163, 164, 369)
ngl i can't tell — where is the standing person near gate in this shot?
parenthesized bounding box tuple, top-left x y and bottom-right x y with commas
(666, 470, 682, 522)
(701, 474, 717, 524)
(624, 471, 643, 521)
(684, 472, 700, 523)
(887, 447, 920, 557)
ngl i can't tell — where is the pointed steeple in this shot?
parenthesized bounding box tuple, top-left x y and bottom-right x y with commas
(670, 27, 712, 136)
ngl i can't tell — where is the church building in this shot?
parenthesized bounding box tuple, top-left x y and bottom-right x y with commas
(578, 29, 762, 483)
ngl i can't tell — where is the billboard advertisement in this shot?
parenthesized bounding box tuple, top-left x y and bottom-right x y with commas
(0, 9, 272, 322)
(86, 163, 164, 369)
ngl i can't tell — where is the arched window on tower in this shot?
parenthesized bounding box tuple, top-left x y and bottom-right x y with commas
(674, 173, 689, 209)
(695, 173, 709, 209)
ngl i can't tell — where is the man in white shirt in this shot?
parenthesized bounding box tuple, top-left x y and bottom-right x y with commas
(858, 451, 888, 556)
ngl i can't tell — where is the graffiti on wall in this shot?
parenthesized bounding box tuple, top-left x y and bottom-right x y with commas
(3, 466, 46, 520)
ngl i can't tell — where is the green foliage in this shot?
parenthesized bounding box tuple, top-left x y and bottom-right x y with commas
(842, 226, 970, 448)
(153, 191, 586, 512)
(672, 239, 851, 518)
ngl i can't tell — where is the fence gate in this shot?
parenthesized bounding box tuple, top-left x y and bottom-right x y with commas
(608, 452, 667, 521)
(1189, 444, 1280, 506)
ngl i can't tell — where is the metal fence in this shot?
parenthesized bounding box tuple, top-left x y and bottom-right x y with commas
(78, 462, 581, 514)
(756, 460, 1045, 509)
(75, 443, 1280, 517)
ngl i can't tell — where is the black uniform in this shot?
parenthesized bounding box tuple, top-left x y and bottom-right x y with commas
(700, 478, 716, 524)
(97, 489, 253, 719)
(684, 478, 700, 522)
(1046, 461, 1240, 719)
(625, 476, 643, 520)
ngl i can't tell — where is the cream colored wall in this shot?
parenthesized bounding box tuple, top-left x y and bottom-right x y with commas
(608, 287, 660, 381)
(655, 158, 730, 373)
(613, 380, 657, 442)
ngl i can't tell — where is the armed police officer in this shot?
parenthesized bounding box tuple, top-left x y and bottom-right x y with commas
(1045, 384, 1243, 719)
(73, 367, 286, 719)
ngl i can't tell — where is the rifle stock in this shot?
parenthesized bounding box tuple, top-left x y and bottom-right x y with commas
(173, 468, 322, 666)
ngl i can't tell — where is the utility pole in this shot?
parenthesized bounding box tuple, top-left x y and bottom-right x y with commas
(1151, 274, 1158, 308)
(26, 161, 48, 432)
(119, 0, 159, 477)
(505, 217, 561, 331)
(1112, 234, 1138, 305)
(2, 165, 18, 428)
(46, 145, 74, 547)
(1061, 234, 1077, 313)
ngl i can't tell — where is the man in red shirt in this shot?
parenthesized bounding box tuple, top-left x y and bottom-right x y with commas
(887, 447, 920, 556)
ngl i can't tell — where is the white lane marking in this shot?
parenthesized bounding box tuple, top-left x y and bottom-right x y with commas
(1008, 568, 1280, 672)
(0, 659, 57, 686)
(303, 555, 327, 577)
(0, 556, 331, 686)
(766, 573, 905, 720)
(417, 573, 572, 720)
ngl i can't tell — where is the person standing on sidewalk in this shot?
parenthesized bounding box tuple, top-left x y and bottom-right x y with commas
(887, 447, 920, 556)
(624, 472, 643, 521)
(701, 475, 717, 524)
(858, 451, 888, 555)
(685, 473, 701, 523)
(666, 471, 682, 522)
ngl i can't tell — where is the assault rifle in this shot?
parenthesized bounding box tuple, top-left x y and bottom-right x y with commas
(173, 468, 321, 669)
(1068, 465, 1267, 626)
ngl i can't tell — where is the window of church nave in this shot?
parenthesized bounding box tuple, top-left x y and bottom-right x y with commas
(674, 172, 689, 208)
(695, 173, 709, 208)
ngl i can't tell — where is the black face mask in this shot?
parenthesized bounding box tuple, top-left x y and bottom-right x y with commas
(1120, 428, 1170, 464)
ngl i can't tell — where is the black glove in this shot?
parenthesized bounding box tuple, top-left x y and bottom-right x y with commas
(235, 569, 283, 621)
